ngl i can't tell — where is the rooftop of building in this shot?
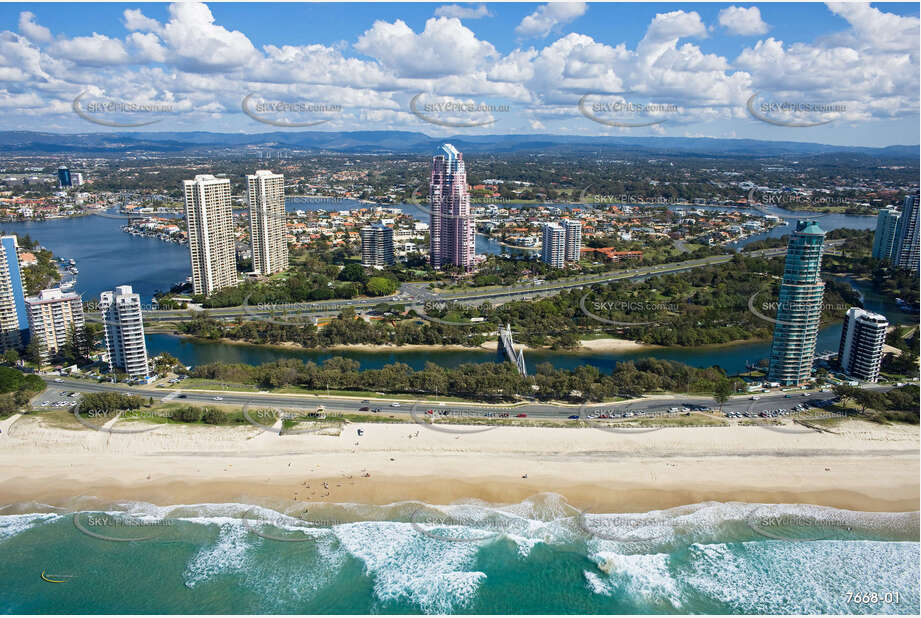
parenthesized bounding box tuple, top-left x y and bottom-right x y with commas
(795, 220, 825, 235)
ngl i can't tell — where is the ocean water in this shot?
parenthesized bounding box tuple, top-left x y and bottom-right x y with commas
(1, 496, 918, 614)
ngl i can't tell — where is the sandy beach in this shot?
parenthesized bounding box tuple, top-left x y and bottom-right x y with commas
(1, 414, 917, 513)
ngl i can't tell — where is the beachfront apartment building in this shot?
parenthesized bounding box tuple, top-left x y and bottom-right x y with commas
(183, 175, 237, 296)
(541, 223, 566, 268)
(872, 208, 900, 261)
(0, 235, 27, 345)
(0, 235, 27, 352)
(360, 224, 395, 268)
(246, 170, 288, 276)
(563, 219, 582, 263)
(99, 285, 150, 378)
(893, 195, 919, 272)
(767, 220, 826, 386)
(429, 144, 475, 271)
(25, 288, 85, 360)
(838, 307, 888, 383)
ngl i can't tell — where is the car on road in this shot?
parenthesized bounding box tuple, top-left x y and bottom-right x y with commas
(784, 394, 792, 398)
(213, 396, 223, 401)
(372, 408, 382, 413)
(750, 396, 760, 400)
(359, 406, 370, 412)
(390, 403, 401, 408)
(177, 394, 187, 399)
(53, 378, 63, 383)
(568, 415, 579, 419)
(515, 413, 527, 418)
(361, 400, 369, 404)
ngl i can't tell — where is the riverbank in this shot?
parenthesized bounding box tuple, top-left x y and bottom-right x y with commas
(1, 415, 917, 513)
(163, 332, 657, 355)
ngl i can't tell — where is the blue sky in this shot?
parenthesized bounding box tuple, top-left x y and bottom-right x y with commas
(0, 2, 918, 146)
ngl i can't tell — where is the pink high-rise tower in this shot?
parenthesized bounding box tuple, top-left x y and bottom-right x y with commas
(429, 143, 474, 271)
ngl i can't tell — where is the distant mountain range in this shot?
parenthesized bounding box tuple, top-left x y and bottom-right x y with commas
(0, 130, 916, 159)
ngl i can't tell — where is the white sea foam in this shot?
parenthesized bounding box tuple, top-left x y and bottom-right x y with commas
(0, 512, 60, 542)
(333, 520, 486, 613)
(182, 519, 253, 588)
(683, 540, 920, 614)
(583, 569, 614, 596)
(38, 497, 917, 612)
(589, 550, 683, 609)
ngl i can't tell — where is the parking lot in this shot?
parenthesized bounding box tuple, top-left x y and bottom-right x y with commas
(32, 387, 81, 410)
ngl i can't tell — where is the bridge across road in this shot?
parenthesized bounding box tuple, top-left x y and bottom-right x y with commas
(497, 324, 527, 375)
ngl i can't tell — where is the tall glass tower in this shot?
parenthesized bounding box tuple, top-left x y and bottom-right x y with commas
(767, 220, 826, 385)
(429, 144, 474, 271)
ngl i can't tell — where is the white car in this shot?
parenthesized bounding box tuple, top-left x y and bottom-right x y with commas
(390, 402, 401, 407)
(213, 396, 224, 401)
(53, 378, 63, 383)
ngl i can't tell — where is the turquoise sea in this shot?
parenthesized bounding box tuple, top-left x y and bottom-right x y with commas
(2, 496, 918, 614)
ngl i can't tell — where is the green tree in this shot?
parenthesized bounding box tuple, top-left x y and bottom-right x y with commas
(338, 263, 368, 283)
(23, 339, 42, 366)
(367, 276, 398, 296)
(713, 379, 733, 413)
(2, 349, 19, 366)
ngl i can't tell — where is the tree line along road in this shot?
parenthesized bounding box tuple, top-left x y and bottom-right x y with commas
(39, 374, 885, 423)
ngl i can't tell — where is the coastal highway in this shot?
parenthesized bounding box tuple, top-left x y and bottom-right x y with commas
(38, 376, 889, 423)
(84, 241, 843, 324)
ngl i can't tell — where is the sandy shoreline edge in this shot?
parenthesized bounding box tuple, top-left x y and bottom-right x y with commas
(1, 416, 918, 514)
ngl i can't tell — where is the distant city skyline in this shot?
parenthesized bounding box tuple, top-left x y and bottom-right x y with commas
(0, 2, 917, 147)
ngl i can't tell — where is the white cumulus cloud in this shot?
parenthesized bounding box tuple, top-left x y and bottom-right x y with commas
(18, 11, 52, 43)
(515, 2, 587, 39)
(434, 4, 492, 20)
(718, 6, 770, 36)
(355, 17, 497, 78)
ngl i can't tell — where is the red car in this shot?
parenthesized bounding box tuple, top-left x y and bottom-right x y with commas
(516, 413, 527, 418)
(425, 409, 434, 415)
